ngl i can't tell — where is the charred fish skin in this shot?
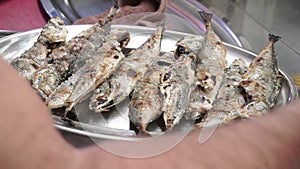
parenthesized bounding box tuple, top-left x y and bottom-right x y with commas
(175, 34, 205, 61)
(89, 21, 166, 113)
(37, 16, 68, 45)
(47, 42, 125, 110)
(65, 41, 127, 112)
(32, 8, 117, 100)
(31, 66, 61, 99)
(48, 3, 120, 81)
(198, 58, 248, 127)
(196, 11, 227, 91)
(154, 23, 206, 123)
(46, 29, 130, 110)
(189, 11, 227, 120)
(213, 58, 248, 114)
(32, 28, 130, 100)
(240, 34, 282, 116)
(46, 73, 79, 109)
(11, 17, 68, 81)
(71, 4, 121, 70)
(174, 35, 209, 120)
(32, 3, 122, 100)
(129, 52, 176, 135)
(160, 54, 196, 130)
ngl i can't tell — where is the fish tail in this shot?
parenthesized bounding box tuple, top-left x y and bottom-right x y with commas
(159, 19, 167, 27)
(156, 20, 166, 34)
(155, 20, 166, 37)
(198, 11, 213, 27)
(108, 0, 120, 18)
(139, 19, 166, 48)
(138, 126, 152, 137)
(98, 1, 120, 25)
(268, 33, 281, 44)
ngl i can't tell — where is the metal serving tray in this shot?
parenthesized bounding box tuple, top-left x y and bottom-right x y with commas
(0, 25, 297, 140)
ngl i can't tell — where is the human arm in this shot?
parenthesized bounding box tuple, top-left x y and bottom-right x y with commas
(0, 58, 78, 169)
(78, 102, 300, 169)
(1, 57, 300, 169)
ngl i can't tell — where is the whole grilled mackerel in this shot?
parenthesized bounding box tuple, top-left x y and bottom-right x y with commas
(129, 52, 176, 135)
(190, 11, 227, 120)
(89, 21, 166, 113)
(160, 55, 197, 130)
(240, 34, 282, 116)
(50, 3, 119, 78)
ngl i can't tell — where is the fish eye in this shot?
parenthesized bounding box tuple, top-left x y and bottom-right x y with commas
(162, 72, 171, 82)
(176, 45, 186, 56)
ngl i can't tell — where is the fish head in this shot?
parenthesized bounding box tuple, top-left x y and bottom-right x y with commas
(109, 28, 131, 48)
(175, 35, 205, 59)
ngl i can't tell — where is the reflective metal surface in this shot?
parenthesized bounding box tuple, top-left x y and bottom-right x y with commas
(0, 30, 17, 39)
(0, 25, 297, 141)
(39, 0, 243, 47)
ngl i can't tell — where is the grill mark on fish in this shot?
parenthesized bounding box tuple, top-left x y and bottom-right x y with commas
(46, 29, 130, 111)
(32, 5, 123, 99)
(197, 58, 248, 127)
(49, 4, 119, 79)
(89, 21, 166, 113)
(129, 52, 175, 135)
(11, 17, 68, 81)
(185, 11, 227, 121)
(240, 34, 282, 116)
(160, 55, 197, 130)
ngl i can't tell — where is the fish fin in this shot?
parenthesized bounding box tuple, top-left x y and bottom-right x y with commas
(137, 130, 152, 137)
(268, 33, 281, 44)
(198, 11, 213, 24)
(97, 1, 120, 24)
(109, 0, 120, 16)
(136, 124, 152, 137)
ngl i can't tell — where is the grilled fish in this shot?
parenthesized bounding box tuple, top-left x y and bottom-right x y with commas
(32, 28, 129, 100)
(174, 34, 208, 119)
(190, 11, 227, 120)
(198, 58, 248, 127)
(11, 17, 68, 80)
(65, 37, 129, 112)
(46, 29, 130, 110)
(32, 4, 120, 100)
(129, 52, 176, 135)
(160, 55, 196, 129)
(240, 34, 282, 116)
(48, 3, 119, 80)
(89, 21, 166, 113)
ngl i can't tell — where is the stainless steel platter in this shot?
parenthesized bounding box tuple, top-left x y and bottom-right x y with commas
(0, 25, 298, 141)
(39, 0, 243, 47)
(0, 30, 17, 39)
